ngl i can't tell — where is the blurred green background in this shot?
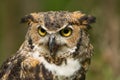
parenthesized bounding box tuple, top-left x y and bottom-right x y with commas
(0, 0, 120, 80)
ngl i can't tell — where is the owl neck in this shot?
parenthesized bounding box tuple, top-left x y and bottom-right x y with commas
(73, 30, 93, 59)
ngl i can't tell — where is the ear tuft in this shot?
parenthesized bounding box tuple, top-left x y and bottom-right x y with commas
(20, 14, 38, 24)
(79, 15, 96, 27)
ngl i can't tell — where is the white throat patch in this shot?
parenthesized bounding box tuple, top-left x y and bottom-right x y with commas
(32, 51, 81, 77)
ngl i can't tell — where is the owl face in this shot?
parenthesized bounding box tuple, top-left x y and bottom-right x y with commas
(21, 11, 95, 59)
(27, 23, 81, 58)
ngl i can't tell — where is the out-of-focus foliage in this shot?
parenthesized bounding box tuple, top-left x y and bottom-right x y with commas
(0, 0, 120, 80)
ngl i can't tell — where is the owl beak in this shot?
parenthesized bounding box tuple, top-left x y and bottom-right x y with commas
(49, 35, 58, 57)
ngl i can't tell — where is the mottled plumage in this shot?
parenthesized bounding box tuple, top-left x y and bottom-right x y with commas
(0, 11, 96, 80)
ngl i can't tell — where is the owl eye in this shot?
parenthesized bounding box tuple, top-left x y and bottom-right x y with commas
(38, 27, 47, 37)
(60, 28, 72, 37)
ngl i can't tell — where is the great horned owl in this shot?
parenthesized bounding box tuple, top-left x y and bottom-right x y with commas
(0, 11, 95, 80)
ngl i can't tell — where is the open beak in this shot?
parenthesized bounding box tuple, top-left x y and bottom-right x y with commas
(48, 35, 58, 57)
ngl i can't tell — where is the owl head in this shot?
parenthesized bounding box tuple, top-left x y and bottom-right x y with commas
(21, 11, 95, 62)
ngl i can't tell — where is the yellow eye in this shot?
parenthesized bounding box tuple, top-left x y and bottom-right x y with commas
(38, 27, 47, 37)
(60, 28, 72, 37)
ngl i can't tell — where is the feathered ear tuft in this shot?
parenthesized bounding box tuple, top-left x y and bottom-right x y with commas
(20, 14, 38, 24)
(79, 15, 96, 29)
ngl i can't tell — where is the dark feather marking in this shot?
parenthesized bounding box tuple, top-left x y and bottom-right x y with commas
(79, 67, 86, 80)
(0, 53, 26, 80)
(73, 67, 86, 80)
(35, 64, 41, 80)
(79, 73, 85, 80)
(28, 37, 34, 49)
(20, 15, 38, 24)
(21, 15, 33, 23)
(41, 64, 53, 80)
(72, 30, 89, 80)
(79, 15, 96, 29)
(43, 12, 68, 30)
(44, 13, 61, 29)
(44, 56, 66, 66)
(79, 15, 96, 25)
(8, 56, 25, 80)
(73, 30, 83, 57)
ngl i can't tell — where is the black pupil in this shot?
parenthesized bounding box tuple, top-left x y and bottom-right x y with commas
(63, 29, 69, 34)
(41, 28, 45, 33)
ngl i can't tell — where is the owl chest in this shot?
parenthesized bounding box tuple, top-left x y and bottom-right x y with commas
(39, 57, 81, 78)
(30, 51, 82, 79)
